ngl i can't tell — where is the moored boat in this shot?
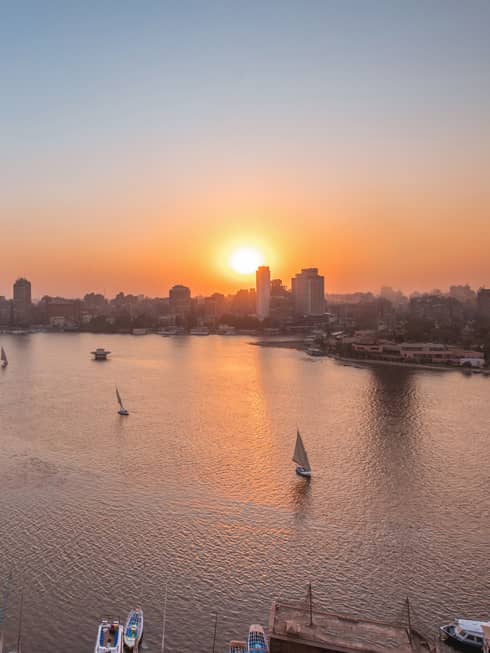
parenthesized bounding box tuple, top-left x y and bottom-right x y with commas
(229, 640, 247, 653)
(248, 624, 268, 653)
(293, 429, 312, 478)
(124, 608, 144, 650)
(94, 617, 123, 653)
(440, 619, 490, 650)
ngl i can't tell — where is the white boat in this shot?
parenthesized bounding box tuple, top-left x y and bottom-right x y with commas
(248, 624, 268, 653)
(94, 617, 123, 653)
(124, 608, 143, 650)
(441, 620, 490, 650)
(116, 387, 129, 416)
(0, 347, 7, 368)
(293, 429, 312, 478)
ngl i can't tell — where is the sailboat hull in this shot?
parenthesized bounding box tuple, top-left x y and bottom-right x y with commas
(118, 409, 129, 416)
(295, 466, 311, 477)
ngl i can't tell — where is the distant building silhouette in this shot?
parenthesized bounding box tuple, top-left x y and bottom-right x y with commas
(0, 296, 11, 326)
(256, 266, 271, 321)
(291, 268, 325, 316)
(477, 288, 490, 321)
(13, 277, 32, 326)
(169, 284, 192, 318)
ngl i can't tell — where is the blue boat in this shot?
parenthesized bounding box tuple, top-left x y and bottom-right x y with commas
(124, 608, 144, 650)
(248, 624, 268, 653)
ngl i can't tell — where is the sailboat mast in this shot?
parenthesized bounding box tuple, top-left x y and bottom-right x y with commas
(17, 591, 23, 653)
(160, 583, 168, 653)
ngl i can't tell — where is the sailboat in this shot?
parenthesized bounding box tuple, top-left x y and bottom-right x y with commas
(0, 347, 7, 368)
(293, 429, 312, 477)
(116, 386, 129, 416)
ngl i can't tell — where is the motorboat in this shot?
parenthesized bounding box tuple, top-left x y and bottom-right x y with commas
(229, 641, 247, 653)
(94, 617, 123, 653)
(91, 348, 111, 360)
(124, 608, 144, 650)
(440, 619, 490, 650)
(248, 624, 268, 653)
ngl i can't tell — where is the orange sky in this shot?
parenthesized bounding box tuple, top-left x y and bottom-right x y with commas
(1, 2, 489, 299)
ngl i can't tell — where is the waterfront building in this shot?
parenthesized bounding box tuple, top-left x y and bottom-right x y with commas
(477, 288, 490, 321)
(256, 266, 271, 321)
(12, 277, 32, 326)
(169, 284, 192, 318)
(291, 268, 325, 316)
(0, 296, 12, 326)
(350, 339, 484, 367)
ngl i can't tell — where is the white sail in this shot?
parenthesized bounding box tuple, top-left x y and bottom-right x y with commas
(0, 347, 7, 366)
(116, 386, 124, 409)
(292, 430, 310, 471)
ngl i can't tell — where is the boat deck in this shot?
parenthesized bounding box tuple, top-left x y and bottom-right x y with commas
(269, 601, 433, 653)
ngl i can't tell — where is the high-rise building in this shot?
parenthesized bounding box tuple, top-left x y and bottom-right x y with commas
(291, 268, 325, 316)
(169, 284, 192, 317)
(0, 296, 12, 326)
(256, 266, 271, 321)
(477, 288, 490, 320)
(13, 277, 32, 326)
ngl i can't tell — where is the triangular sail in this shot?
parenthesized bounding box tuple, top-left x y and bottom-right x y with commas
(0, 347, 7, 364)
(116, 387, 124, 409)
(292, 430, 310, 470)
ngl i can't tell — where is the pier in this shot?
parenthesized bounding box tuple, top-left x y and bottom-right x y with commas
(268, 601, 433, 653)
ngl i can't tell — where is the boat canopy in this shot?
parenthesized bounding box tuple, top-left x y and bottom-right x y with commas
(457, 620, 490, 636)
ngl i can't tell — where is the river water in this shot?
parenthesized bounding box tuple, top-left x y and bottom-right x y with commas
(0, 333, 488, 652)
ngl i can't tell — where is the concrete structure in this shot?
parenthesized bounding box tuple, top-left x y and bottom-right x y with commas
(350, 340, 484, 367)
(269, 600, 432, 653)
(292, 269, 325, 316)
(256, 266, 271, 321)
(169, 285, 192, 318)
(12, 278, 32, 326)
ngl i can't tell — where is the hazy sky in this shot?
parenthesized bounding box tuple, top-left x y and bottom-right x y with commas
(1, 1, 489, 298)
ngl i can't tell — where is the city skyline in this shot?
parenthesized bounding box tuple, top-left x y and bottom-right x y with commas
(1, 2, 490, 298)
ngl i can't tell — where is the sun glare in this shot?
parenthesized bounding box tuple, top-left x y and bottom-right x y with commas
(230, 247, 264, 275)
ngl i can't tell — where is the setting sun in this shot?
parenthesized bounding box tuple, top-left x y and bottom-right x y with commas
(230, 247, 264, 275)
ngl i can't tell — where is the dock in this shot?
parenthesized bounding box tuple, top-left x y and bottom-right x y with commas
(268, 601, 434, 653)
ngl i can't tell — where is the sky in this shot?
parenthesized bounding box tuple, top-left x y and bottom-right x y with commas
(1, 0, 489, 299)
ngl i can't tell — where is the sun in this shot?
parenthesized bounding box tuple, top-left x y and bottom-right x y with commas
(230, 247, 264, 274)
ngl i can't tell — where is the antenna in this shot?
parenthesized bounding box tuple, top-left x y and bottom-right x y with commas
(406, 597, 413, 648)
(160, 582, 168, 653)
(308, 582, 313, 627)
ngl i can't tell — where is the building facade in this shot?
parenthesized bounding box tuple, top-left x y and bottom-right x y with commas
(291, 268, 325, 316)
(477, 288, 490, 321)
(169, 284, 192, 318)
(12, 278, 32, 326)
(256, 266, 271, 321)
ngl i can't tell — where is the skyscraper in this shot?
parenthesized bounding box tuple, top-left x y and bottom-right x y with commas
(256, 266, 271, 321)
(291, 268, 325, 316)
(13, 277, 32, 326)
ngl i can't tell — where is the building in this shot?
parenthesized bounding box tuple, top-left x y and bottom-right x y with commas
(291, 268, 325, 316)
(256, 266, 271, 321)
(169, 285, 192, 318)
(12, 278, 32, 326)
(477, 288, 490, 321)
(0, 296, 11, 326)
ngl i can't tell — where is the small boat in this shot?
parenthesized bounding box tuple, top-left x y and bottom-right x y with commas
(91, 348, 111, 360)
(116, 386, 129, 416)
(124, 608, 144, 650)
(94, 617, 123, 653)
(293, 429, 312, 478)
(440, 619, 490, 650)
(229, 641, 247, 653)
(248, 625, 268, 653)
(0, 347, 7, 368)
